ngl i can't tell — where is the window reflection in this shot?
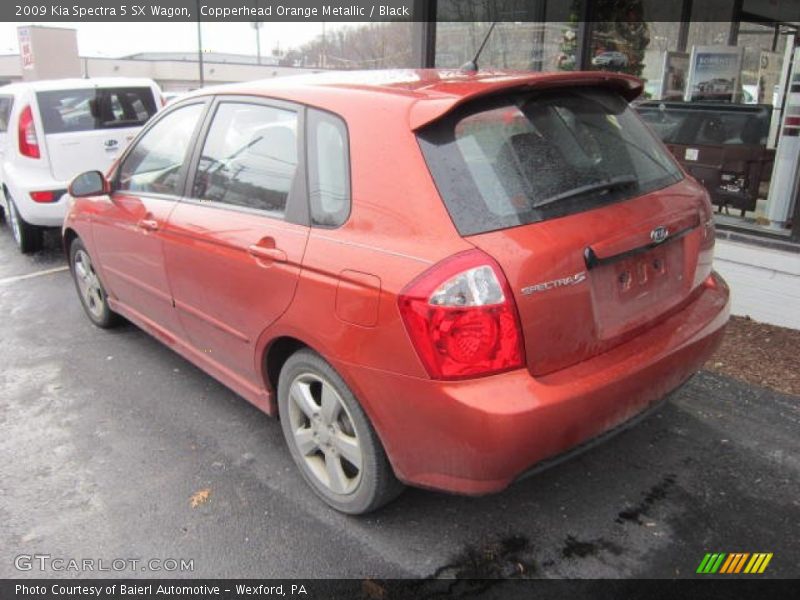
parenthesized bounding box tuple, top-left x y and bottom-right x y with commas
(192, 103, 298, 217)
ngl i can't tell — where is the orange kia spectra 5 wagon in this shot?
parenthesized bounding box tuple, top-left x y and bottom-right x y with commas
(64, 70, 729, 514)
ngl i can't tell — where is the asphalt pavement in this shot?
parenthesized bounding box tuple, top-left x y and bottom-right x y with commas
(1, 224, 798, 580)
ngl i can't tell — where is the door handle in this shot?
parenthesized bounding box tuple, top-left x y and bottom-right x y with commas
(248, 244, 287, 263)
(138, 218, 159, 232)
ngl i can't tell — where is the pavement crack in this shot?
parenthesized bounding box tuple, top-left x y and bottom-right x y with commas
(615, 473, 677, 525)
(561, 534, 624, 559)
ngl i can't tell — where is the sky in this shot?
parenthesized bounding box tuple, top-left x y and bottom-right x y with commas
(0, 21, 354, 58)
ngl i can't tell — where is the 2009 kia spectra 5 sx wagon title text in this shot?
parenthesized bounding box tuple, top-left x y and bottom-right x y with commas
(64, 70, 730, 514)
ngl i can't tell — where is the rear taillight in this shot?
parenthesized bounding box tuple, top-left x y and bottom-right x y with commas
(18, 105, 40, 159)
(398, 249, 525, 380)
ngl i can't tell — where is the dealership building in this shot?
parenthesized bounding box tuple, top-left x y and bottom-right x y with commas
(1, 0, 798, 325)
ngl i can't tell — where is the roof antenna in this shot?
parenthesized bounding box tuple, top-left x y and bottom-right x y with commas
(460, 22, 497, 73)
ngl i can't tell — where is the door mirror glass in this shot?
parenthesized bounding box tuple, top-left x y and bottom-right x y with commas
(69, 170, 108, 197)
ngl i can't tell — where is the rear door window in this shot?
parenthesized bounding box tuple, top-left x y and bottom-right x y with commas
(0, 95, 13, 132)
(36, 87, 157, 134)
(191, 102, 299, 218)
(418, 88, 683, 236)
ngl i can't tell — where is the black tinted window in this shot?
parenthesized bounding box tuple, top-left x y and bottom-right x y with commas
(37, 87, 157, 134)
(0, 95, 13, 132)
(308, 109, 350, 227)
(117, 103, 204, 196)
(418, 88, 683, 236)
(192, 102, 298, 217)
(636, 103, 771, 146)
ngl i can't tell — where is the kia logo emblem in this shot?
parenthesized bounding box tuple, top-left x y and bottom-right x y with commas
(651, 226, 669, 244)
(104, 139, 118, 148)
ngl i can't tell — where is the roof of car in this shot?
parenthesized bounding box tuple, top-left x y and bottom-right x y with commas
(0, 77, 158, 93)
(183, 69, 643, 130)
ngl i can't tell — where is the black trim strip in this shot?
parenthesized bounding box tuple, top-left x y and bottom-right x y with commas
(584, 225, 695, 270)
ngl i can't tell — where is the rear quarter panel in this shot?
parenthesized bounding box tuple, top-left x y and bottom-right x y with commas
(259, 95, 473, 380)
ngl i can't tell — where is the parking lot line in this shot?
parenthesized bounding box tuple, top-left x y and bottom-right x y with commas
(0, 266, 69, 285)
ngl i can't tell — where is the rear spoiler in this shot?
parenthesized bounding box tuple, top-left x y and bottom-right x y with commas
(409, 72, 643, 131)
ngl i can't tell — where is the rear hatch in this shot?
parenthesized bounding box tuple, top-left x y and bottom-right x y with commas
(38, 86, 158, 181)
(418, 86, 715, 376)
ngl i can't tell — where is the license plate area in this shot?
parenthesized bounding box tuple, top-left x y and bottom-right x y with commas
(615, 246, 669, 297)
(590, 242, 685, 340)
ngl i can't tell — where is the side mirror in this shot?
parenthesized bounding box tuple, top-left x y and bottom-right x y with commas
(69, 171, 110, 198)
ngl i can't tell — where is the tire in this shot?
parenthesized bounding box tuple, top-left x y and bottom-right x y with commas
(278, 349, 404, 514)
(7, 196, 43, 254)
(69, 238, 119, 328)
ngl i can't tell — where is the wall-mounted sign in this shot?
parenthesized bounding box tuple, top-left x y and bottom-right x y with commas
(766, 47, 800, 228)
(685, 45, 744, 103)
(17, 27, 34, 70)
(660, 51, 689, 101)
(757, 51, 782, 105)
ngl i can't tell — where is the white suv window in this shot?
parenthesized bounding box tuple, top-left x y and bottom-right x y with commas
(0, 95, 13, 132)
(36, 87, 157, 134)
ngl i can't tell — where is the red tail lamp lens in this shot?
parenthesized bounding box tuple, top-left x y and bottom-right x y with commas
(18, 105, 40, 159)
(398, 249, 525, 380)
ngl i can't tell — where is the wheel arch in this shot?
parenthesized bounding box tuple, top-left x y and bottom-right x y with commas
(262, 336, 309, 402)
(258, 330, 402, 473)
(63, 227, 79, 256)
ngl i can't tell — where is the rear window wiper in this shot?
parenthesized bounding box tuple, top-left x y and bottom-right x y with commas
(533, 175, 638, 209)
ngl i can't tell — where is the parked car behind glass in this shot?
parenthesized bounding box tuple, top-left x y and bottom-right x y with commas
(0, 77, 161, 253)
(591, 51, 628, 68)
(64, 70, 729, 514)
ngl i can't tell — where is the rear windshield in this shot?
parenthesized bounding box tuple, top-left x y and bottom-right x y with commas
(636, 102, 771, 147)
(37, 87, 157, 134)
(418, 88, 683, 236)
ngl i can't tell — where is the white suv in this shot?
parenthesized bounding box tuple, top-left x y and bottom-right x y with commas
(0, 78, 162, 253)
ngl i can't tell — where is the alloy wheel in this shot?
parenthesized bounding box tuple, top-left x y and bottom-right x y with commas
(73, 249, 106, 320)
(8, 201, 22, 246)
(287, 372, 363, 495)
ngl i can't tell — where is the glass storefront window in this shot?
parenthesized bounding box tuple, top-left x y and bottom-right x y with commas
(429, 2, 799, 238)
(738, 22, 786, 104)
(434, 1, 575, 71)
(435, 22, 578, 71)
(582, 0, 682, 100)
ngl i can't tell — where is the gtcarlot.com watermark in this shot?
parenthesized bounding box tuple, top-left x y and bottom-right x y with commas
(14, 554, 194, 573)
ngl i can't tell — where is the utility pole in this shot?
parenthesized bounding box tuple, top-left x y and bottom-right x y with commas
(252, 21, 263, 64)
(252, 1, 262, 65)
(321, 21, 327, 68)
(196, 0, 204, 87)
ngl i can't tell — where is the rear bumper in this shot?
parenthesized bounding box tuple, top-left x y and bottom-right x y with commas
(2, 164, 68, 227)
(342, 272, 730, 495)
